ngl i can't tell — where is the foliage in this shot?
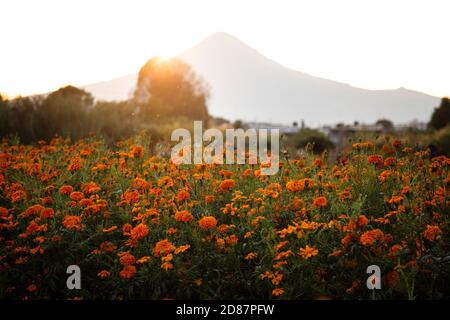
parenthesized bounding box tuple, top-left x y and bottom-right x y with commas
(288, 128, 335, 154)
(429, 97, 450, 131)
(0, 135, 448, 300)
(0, 58, 210, 144)
(134, 57, 210, 123)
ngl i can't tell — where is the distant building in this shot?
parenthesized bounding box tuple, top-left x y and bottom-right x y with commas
(322, 121, 428, 146)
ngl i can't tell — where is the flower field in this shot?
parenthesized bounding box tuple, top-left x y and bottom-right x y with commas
(0, 135, 449, 300)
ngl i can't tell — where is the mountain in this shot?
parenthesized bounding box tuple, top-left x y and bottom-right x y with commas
(83, 32, 439, 125)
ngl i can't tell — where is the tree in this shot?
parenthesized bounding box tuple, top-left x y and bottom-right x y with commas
(376, 118, 394, 132)
(429, 97, 450, 130)
(134, 57, 209, 122)
(0, 94, 9, 138)
(37, 85, 93, 141)
(5, 96, 43, 143)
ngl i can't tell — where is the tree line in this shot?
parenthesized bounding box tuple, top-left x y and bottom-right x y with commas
(0, 57, 210, 144)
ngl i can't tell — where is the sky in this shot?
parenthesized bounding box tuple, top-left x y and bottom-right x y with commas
(1, 0, 449, 98)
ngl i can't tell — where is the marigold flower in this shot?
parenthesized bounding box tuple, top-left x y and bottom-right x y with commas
(102, 226, 118, 233)
(97, 270, 111, 278)
(286, 178, 314, 192)
(161, 261, 173, 271)
(154, 239, 175, 257)
(313, 196, 327, 208)
(175, 210, 194, 223)
(82, 182, 101, 195)
(137, 256, 151, 264)
(198, 216, 217, 230)
(299, 245, 319, 259)
(357, 215, 369, 227)
(360, 229, 384, 246)
(423, 225, 442, 241)
(367, 155, 383, 165)
(177, 190, 190, 202)
(272, 288, 285, 296)
(62, 215, 82, 230)
(41, 208, 54, 219)
(69, 191, 84, 201)
(167, 227, 177, 235)
(99, 241, 117, 253)
(118, 251, 136, 265)
(59, 185, 73, 195)
(27, 284, 37, 293)
(130, 145, 144, 158)
(388, 195, 403, 204)
(119, 265, 136, 279)
(174, 245, 191, 255)
(130, 223, 149, 241)
(218, 179, 235, 192)
(245, 252, 257, 260)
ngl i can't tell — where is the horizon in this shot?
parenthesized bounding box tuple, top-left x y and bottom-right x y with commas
(1, 0, 449, 99)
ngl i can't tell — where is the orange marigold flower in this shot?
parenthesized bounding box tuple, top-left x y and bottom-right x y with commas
(81, 182, 101, 195)
(161, 261, 173, 271)
(99, 241, 117, 253)
(360, 229, 385, 246)
(423, 225, 442, 242)
(286, 178, 314, 192)
(41, 208, 54, 219)
(167, 227, 177, 235)
(118, 251, 136, 265)
(388, 195, 403, 205)
(367, 155, 383, 165)
(177, 190, 190, 202)
(62, 215, 82, 230)
(218, 179, 235, 192)
(130, 223, 149, 241)
(119, 265, 136, 279)
(69, 191, 84, 201)
(339, 190, 352, 202)
(205, 195, 215, 204)
(102, 226, 118, 233)
(97, 270, 111, 278)
(328, 249, 342, 257)
(68, 159, 82, 171)
(357, 215, 369, 227)
(313, 196, 327, 208)
(131, 145, 144, 158)
(245, 252, 257, 260)
(174, 244, 191, 255)
(27, 284, 37, 293)
(198, 216, 217, 230)
(299, 245, 319, 259)
(154, 239, 175, 257)
(272, 288, 285, 296)
(175, 210, 194, 223)
(137, 256, 151, 264)
(59, 185, 73, 195)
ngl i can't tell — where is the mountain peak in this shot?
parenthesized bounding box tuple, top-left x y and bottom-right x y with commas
(84, 32, 439, 125)
(188, 32, 254, 53)
(203, 32, 245, 43)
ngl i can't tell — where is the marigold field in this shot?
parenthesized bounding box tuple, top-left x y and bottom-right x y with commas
(0, 135, 449, 300)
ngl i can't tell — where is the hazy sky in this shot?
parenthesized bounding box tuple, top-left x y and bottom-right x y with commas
(1, 0, 449, 98)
